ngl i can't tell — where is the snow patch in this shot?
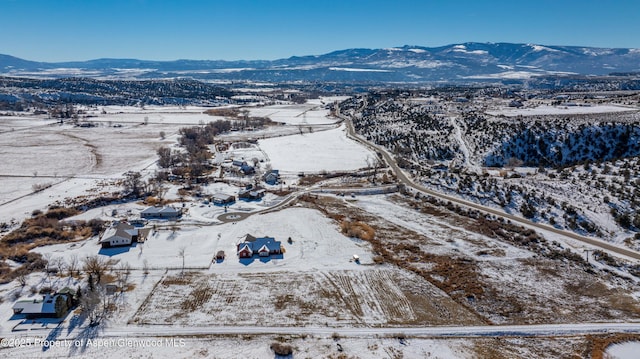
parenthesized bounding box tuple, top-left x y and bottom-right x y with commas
(329, 67, 390, 72)
(606, 341, 640, 359)
(529, 44, 561, 52)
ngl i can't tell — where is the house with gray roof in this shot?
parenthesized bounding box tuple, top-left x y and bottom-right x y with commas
(99, 221, 147, 248)
(140, 206, 181, 220)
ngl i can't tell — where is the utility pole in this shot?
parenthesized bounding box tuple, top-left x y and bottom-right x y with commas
(583, 249, 592, 263)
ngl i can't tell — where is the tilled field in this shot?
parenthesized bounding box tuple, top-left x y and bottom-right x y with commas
(131, 268, 481, 327)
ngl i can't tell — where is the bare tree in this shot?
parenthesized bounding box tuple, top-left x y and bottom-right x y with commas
(80, 285, 104, 326)
(123, 171, 143, 197)
(157, 147, 172, 168)
(52, 256, 66, 276)
(67, 254, 79, 277)
(115, 262, 131, 289)
(43, 253, 53, 277)
(17, 274, 27, 287)
(83, 255, 110, 284)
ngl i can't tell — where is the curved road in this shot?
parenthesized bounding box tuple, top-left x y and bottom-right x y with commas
(339, 106, 640, 261)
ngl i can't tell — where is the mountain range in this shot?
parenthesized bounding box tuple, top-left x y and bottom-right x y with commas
(2, 42, 640, 83)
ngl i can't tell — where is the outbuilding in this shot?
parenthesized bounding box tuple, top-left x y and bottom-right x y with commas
(141, 206, 181, 220)
(211, 193, 235, 205)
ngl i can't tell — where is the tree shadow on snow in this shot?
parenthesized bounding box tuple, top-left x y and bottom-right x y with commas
(42, 323, 63, 352)
(67, 319, 104, 356)
(67, 312, 87, 335)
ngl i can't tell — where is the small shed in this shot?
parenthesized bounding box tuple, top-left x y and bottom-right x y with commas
(216, 251, 225, 260)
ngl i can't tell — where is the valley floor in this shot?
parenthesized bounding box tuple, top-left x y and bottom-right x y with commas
(1, 101, 639, 358)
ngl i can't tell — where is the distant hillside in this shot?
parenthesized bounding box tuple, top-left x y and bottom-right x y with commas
(2, 43, 640, 83)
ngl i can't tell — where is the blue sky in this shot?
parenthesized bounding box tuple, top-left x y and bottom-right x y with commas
(1, 0, 639, 62)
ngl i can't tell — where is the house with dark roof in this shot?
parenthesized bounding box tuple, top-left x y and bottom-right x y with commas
(240, 164, 255, 175)
(263, 169, 280, 185)
(211, 193, 235, 205)
(238, 186, 265, 201)
(237, 236, 282, 258)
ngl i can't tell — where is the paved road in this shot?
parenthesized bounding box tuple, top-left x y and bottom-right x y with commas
(216, 211, 253, 223)
(338, 105, 640, 261)
(28, 322, 640, 341)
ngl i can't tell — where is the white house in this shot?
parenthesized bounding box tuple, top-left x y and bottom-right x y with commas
(99, 222, 139, 248)
(12, 292, 71, 319)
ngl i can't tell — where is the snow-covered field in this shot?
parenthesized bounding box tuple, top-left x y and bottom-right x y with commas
(83, 105, 229, 125)
(32, 207, 374, 271)
(606, 341, 640, 359)
(131, 267, 474, 327)
(0, 121, 173, 223)
(259, 124, 374, 173)
(0, 101, 351, 225)
(247, 103, 339, 125)
(0, 334, 478, 358)
(355, 195, 531, 260)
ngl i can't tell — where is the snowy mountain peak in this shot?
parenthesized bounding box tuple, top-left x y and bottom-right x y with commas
(1, 42, 640, 83)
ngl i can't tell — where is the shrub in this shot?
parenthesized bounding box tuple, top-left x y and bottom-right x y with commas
(340, 221, 375, 241)
(270, 342, 293, 356)
(45, 207, 79, 220)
